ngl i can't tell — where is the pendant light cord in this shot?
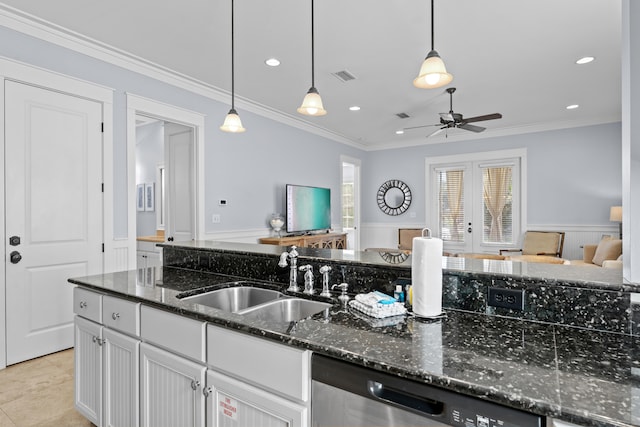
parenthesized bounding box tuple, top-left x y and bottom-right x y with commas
(430, 0, 434, 51)
(231, 0, 236, 110)
(311, 0, 315, 87)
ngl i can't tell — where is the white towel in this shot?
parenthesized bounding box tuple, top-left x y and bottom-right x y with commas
(349, 293, 407, 318)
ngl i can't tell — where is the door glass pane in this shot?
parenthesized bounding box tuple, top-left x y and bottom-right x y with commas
(342, 165, 355, 228)
(437, 169, 465, 242)
(482, 166, 513, 244)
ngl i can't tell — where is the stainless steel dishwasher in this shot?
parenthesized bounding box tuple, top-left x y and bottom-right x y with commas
(312, 354, 545, 427)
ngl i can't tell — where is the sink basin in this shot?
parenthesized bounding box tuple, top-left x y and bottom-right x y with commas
(240, 298, 332, 322)
(179, 286, 285, 312)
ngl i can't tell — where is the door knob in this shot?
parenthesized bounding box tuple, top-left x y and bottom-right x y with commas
(9, 236, 20, 246)
(168, 237, 174, 242)
(10, 251, 22, 264)
(467, 227, 472, 233)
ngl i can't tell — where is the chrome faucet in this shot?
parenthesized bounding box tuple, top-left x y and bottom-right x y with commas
(299, 264, 314, 295)
(319, 265, 332, 297)
(279, 246, 300, 292)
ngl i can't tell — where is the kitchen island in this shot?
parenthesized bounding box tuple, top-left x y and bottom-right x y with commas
(69, 241, 640, 427)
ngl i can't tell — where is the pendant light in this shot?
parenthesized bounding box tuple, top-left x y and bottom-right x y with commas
(220, 0, 246, 132)
(297, 0, 327, 116)
(413, 0, 453, 89)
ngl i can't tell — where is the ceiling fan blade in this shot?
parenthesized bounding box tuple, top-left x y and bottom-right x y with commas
(463, 113, 502, 123)
(458, 123, 486, 132)
(427, 127, 446, 138)
(403, 123, 441, 131)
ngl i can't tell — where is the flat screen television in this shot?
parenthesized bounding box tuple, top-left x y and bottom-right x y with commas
(286, 184, 331, 234)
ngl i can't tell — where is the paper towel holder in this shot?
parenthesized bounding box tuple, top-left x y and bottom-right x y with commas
(421, 228, 432, 238)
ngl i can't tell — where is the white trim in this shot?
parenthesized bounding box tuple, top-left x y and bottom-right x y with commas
(0, 5, 363, 150)
(0, 4, 616, 153)
(126, 93, 206, 268)
(340, 155, 362, 251)
(0, 57, 114, 370)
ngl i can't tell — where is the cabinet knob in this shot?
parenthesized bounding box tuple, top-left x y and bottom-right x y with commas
(190, 380, 200, 391)
(112, 312, 120, 320)
(203, 386, 212, 397)
(79, 301, 87, 309)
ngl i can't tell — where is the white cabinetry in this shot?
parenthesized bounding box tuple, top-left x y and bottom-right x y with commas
(206, 325, 310, 427)
(140, 343, 206, 427)
(73, 288, 140, 427)
(139, 305, 207, 427)
(136, 241, 162, 268)
(75, 315, 103, 425)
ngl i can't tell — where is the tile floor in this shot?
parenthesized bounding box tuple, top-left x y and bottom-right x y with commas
(0, 349, 93, 427)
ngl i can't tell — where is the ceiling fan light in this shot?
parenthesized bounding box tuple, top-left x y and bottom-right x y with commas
(297, 87, 327, 116)
(220, 108, 246, 133)
(413, 50, 453, 89)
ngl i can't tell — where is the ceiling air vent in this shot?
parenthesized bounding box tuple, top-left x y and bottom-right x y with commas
(396, 112, 410, 119)
(331, 70, 356, 82)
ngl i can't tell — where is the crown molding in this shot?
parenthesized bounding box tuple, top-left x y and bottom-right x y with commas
(0, 3, 366, 150)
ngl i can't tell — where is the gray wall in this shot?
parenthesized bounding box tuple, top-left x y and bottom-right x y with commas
(0, 26, 364, 237)
(363, 122, 622, 226)
(0, 25, 622, 237)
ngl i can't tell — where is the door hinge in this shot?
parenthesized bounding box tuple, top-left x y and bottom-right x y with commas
(101, 183, 104, 193)
(101, 243, 105, 253)
(101, 122, 104, 133)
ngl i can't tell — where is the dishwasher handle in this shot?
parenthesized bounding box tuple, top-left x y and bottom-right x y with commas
(368, 380, 444, 416)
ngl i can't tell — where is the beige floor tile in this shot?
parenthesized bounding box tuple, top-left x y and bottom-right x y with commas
(0, 350, 91, 427)
(0, 409, 17, 427)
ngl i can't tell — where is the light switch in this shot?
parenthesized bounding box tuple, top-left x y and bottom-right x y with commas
(212, 214, 221, 224)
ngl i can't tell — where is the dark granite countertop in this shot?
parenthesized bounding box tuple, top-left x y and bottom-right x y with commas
(159, 241, 633, 292)
(69, 266, 640, 427)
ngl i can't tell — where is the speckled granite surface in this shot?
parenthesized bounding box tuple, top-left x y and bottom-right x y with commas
(70, 264, 640, 427)
(161, 241, 636, 335)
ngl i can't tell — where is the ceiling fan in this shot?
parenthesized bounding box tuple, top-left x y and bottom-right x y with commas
(405, 87, 502, 137)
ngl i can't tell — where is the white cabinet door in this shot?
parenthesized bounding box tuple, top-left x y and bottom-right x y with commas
(103, 328, 140, 427)
(74, 316, 103, 426)
(140, 342, 206, 427)
(206, 370, 308, 427)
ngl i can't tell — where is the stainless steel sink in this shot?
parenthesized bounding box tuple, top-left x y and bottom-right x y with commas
(240, 298, 332, 322)
(179, 286, 285, 312)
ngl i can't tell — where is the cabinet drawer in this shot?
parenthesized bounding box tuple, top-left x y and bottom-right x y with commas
(140, 305, 206, 362)
(103, 295, 140, 336)
(207, 325, 311, 402)
(73, 287, 102, 323)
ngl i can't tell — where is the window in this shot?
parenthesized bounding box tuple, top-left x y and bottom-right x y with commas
(426, 149, 525, 254)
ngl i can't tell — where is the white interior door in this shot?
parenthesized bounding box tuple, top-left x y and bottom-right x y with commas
(5, 81, 103, 364)
(164, 122, 195, 243)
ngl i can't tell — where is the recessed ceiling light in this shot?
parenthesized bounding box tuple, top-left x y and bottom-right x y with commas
(349, 106, 361, 111)
(265, 58, 280, 67)
(576, 56, 595, 65)
(566, 104, 579, 110)
(395, 130, 404, 135)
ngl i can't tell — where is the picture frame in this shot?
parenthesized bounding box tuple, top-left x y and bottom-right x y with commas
(145, 183, 155, 212)
(136, 184, 145, 211)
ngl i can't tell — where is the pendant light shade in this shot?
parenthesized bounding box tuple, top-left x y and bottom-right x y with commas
(220, 0, 245, 133)
(298, 0, 327, 116)
(298, 87, 326, 116)
(220, 108, 245, 133)
(413, 0, 453, 89)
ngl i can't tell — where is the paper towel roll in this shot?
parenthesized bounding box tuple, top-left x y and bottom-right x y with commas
(411, 234, 443, 317)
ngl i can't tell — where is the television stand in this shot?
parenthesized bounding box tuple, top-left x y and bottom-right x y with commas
(259, 232, 347, 249)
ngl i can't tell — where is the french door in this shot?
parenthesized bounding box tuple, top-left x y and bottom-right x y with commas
(427, 153, 523, 255)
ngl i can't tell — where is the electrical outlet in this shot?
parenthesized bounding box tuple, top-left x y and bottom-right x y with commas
(488, 287, 525, 311)
(212, 214, 221, 224)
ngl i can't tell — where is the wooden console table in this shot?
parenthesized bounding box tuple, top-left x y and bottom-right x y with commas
(259, 232, 347, 249)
